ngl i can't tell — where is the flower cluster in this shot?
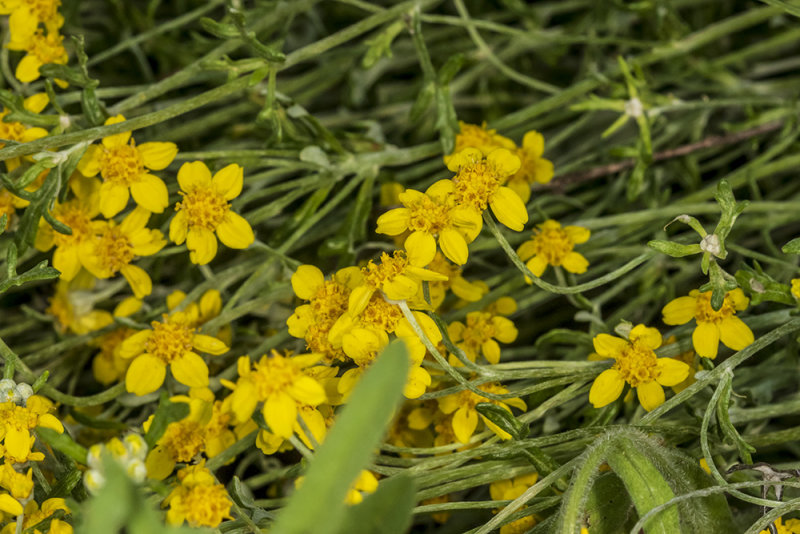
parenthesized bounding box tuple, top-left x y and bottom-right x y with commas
(2, 0, 67, 84)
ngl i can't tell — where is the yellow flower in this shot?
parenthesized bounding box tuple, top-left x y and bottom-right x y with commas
(287, 264, 361, 362)
(169, 161, 254, 265)
(6, 28, 67, 84)
(418, 251, 487, 310)
(505, 130, 554, 203)
(144, 391, 234, 480)
(664, 336, 697, 394)
(0, 497, 71, 534)
(164, 462, 232, 528)
(34, 176, 101, 281)
(759, 518, 800, 534)
(0, 93, 49, 172)
(376, 180, 482, 266)
(347, 250, 447, 317)
(0, 388, 63, 463)
(79, 207, 166, 298)
(119, 310, 229, 396)
(221, 351, 327, 439)
(77, 115, 177, 218)
(0, 0, 63, 43)
(791, 279, 800, 299)
(295, 470, 378, 506)
(517, 219, 589, 278)
(446, 148, 528, 232)
(447, 300, 518, 365)
(588, 325, 690, 412)
(437, 382, 526, 443)
(661, 288, 753, 359)
(490, 472, 539, 534)
(89, 297, 143, 386)
(444, 121, 515, 164)
(46, 275, 129, 335)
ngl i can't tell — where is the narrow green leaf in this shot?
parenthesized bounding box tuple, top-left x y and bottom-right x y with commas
(36, 427, 88, 464)
(476, 402, 528, 439)
(648, 240, 702, 258)
(782, 237, 800, 254)
(271, 341, 410, 534)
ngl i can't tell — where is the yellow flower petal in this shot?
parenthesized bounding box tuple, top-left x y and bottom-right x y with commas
(445, 148, 482, 172)
(99, 181, 130, 218)
(439, 228, 468, 265)
(489, 187, 528, 232)
(23, 92, 49, 113)
(629, 324, 662, 350)
(120, 264, 152, 299)
(177, 161, 212, 192)
(728, 288, 749, 311)
(382, 274, 418, 300)
(53, 245, 81, 281)
(137, 142, 178, 171)
(656, 358, 690, 387)
(482, 339, 500, 364)
(264, 392, 297, 439)
(118, 330, 151, 359)
(170, 352, 209, 388)
(0, 494, 22, 516)
(101, 115, 131, 149)
(522, 130, 545, 158)
(452, 406, 478, 444)
(169, 210, 188, 245)
(451, 206, 482, 242)
(692, 321, 720, 359)
(592, 334, 628, 358)
(287, 376, 327, 407)
(486, 148, 521, 176)
(348, 285, 373, 316)
(125, 354, 166, 395)
(564, 225, 590, 244)
(375, 208, 409, 235)
(525, 255, 547, 278)
(637, 381, 665, 412)
(192, 334, 229, 355)
(212, 164, 244, 200)
(145, 446, 176, 481)
(186, 228, 218, 265)
(562, 251, 589, 274)
(292, 265, 325, 300)
(662, 296, 696, 325)
(130, 174, 168, 213)
(229, 380, 257, 423)
(589, 369, 624, 408)
(403, 366, 431, 399)
(217, 212, 255, 249)
(404, 230, 436, 267)
(5, 427, 30, 460)
(15, 54, 42, 83)
(719, 316, 754, 352)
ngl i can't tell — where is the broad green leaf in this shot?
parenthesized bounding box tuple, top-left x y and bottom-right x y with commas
(271, 341, 410, 534)
(336, 475, 416, 534)
(606, 436, 680, 534)
(583, 472, 637, 534)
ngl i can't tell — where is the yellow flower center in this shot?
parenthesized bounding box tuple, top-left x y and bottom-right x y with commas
(162, 420, 206, 462)
(24, 0, 62, 23)
(26, 29, 67, 64)
(363, 252, 409, 288)
(146, 317, 195, 364)
(51, 201, 93, 247)
(177, 186, 229, 231)
(458, 312, 497, 353)
(529, 226, 574, 265)
(310, 280, 350, 325)
(613, 339, 659, 388)
(100, 142, 144, 186)
(360, 294, 403, 333)
(171, 484, 231, 527)
(0, 111, 27, 147)
(453, 159, 502, 211)
(247, 354, 304, 401)
(94, 225, 135, 274)
(454, 123, 497, 153)
(0, 402, 38, 432)
(694, 291, 736, 324)
(405, 194, 452, 235)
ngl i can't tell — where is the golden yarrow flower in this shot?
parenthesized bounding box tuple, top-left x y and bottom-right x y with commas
(6, 27, 67, 84)
(506, 130, 554, 203)
(437, 382, 526, 444)
(77, 115, 177, 218)
(0, 93, 49, 172)
(164, 462, 232, 528)
(0, 392, 63, 463)
(79, 207, 166, 298)
(446, 148, 528, 232)
(517, 219, 590, 278)
(0, 497, 71, 534)
(34, 176, 101, 281)
(661, 288, 753, 359)
(376, 180, 482, 266)
(170, 161, 254, 265)
(448, 300, 518, 365)
(347, 250, 447, 317)
(444, 121, 515, 164)
(0, 0, 63, 43)
(119, 310, 229, 396)
(589, 325, 689, 412)
(221, 351, 327, 439)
